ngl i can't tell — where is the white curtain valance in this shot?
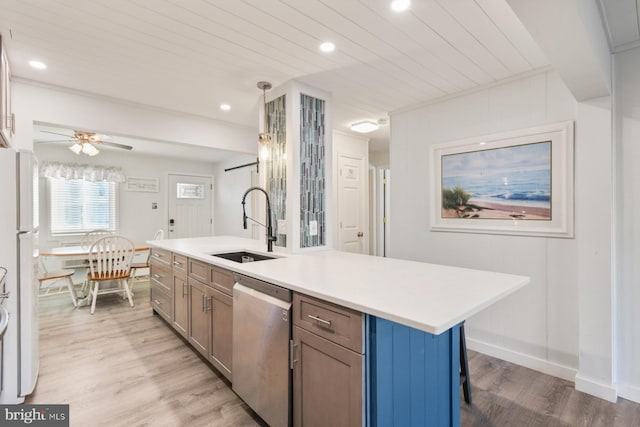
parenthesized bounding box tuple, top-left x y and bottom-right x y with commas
(40, 161, 126, 183)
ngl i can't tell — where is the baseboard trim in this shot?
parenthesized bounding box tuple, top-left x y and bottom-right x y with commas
(466, 338, 577, 382)
(618, 384, 640, 404)
(575, 374, 617, 402)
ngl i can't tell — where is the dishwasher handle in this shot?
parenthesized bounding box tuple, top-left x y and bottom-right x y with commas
(233, 273, 292, 303)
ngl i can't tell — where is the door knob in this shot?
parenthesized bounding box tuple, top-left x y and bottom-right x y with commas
(357, 232, 364, 237)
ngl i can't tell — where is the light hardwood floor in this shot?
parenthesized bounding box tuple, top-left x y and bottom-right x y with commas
(28, 280, 265, 427)
(30, 280, 640, 427)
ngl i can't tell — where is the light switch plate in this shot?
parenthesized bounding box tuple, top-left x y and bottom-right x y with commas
(277, 219, 287, 234)
(309, 220, 318, 236)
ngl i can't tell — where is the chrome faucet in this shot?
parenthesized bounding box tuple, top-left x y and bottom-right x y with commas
(242, 187, 277, 252)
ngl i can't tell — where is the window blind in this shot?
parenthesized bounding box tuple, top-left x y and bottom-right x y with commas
(49, 178, 117, 235)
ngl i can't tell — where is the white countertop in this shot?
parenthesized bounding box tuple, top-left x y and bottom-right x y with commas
(149, 236, 529, 335)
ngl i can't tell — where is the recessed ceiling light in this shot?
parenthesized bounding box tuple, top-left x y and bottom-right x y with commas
(391, 0, 411, 12)
(319, 42, 335, 53)
(29, 60, 47, 70)
(220, 103, 231, 111)
(350, 121, 379, 133)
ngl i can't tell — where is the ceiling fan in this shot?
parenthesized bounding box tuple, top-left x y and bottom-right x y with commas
(40, 130, 133, 156)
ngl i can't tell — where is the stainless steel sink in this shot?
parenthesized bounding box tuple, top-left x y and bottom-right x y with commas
(212, 251, 276, 263)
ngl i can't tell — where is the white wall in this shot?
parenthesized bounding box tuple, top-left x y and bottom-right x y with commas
(369, 148, 389, 169)
(11, 81, 256, 153)
(212, 155, 256, 238)
(35, 145, 255, 249)
(10, 79, 260, 248)
(614, 46, 640, 403)
(34, 145, 218, 248)
(390, 70, 615, 399)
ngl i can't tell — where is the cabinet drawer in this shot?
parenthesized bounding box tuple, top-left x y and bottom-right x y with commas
(172, 253, 187, 274)
(151, 284, 172, 322)
(150, 261, 172, 293)
(188, 258, 209, 283)
(210, 265, 234, 296)
(293, 293, 364, 353)
(150, 248, 171, 267)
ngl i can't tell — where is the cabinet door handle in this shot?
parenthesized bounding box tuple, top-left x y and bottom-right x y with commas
(153, 253, 163, 258)
(182, 282, 188, 297)
(173, 261, 182, 266)
(153, 274, 162, 279)
(202, 294, 206, 312)
(289, 340, 298, 369)
(205, 297, 212, 312)
(154, 299, 161, 305)
(308, 314, 332, 327)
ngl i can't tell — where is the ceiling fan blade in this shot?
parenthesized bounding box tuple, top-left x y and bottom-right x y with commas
(98, 140, 133, 150)
(41, 130, 74, 138)
(35, 139, 73, 144)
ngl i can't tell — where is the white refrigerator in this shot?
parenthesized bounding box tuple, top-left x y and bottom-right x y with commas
(0, 148, 39, 404)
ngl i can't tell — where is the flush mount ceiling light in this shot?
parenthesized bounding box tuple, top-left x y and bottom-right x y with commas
(350, 120, 379, 133)
(220, 103, 231, 111)
(391, 0, 411, 12)
(29, 60, 47, 70)
(319, 41, 335, 53)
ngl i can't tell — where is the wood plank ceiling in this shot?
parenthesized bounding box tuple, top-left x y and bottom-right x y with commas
(0, 0, 548, 148)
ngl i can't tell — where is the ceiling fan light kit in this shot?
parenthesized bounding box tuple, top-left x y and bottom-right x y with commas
(68, 141, 99, 156)
(68, 142, 82, 155)
(41, 129, 133, 156)
(82, 142, 99, 156)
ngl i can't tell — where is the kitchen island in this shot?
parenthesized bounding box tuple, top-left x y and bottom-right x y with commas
(148, 236, 529, 427)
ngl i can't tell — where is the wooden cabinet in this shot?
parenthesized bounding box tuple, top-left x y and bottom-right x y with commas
(188, 276, 210, 357)
(172, 272, 189, 338)
(186, 260, 234, 381)
(172, 254, 188, 338)
(150, 248, 172, 322)
(292, 293, 364, 427)
(150, 248, 171, 268)
(0, 35, 14, 147)
(172, 253, 187, 275)
(209, 287, 232, 380)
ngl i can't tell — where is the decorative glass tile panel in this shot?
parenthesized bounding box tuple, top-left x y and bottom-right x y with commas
(300, 94, 326, 248)
(265, 95, 287, 247)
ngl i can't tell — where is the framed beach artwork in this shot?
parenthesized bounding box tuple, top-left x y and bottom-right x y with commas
(430, 121, 574, 238)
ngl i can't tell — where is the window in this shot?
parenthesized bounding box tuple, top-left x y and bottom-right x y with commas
(49, 178, 117, 235)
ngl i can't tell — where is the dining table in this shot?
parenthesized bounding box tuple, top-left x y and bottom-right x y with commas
(39, 243, 150, 307)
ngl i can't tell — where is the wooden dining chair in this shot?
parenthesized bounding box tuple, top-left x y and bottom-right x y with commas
(130, 229, 164, 291)
(79, 229, 115, 295)
(87, 235, 135, 314)
(81, 229, 114, 249)
(38, 269, 78, 307)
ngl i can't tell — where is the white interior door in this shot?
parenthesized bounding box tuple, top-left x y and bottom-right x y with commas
(168, 174, 213, 238)
(338, 154, 367, 254)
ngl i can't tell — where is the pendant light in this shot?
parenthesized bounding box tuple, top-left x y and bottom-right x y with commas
(257, 81, 272, 160)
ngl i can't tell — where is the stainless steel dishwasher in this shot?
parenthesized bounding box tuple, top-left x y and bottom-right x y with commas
(232, 273, 292, 427)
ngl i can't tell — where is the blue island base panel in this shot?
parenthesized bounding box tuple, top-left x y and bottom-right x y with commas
(368, 316, 461, 427)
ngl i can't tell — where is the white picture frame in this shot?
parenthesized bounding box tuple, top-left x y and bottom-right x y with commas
(430, 121, 574, 238)
(126, 176, 159, 193)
